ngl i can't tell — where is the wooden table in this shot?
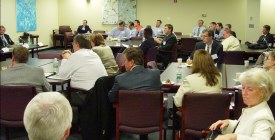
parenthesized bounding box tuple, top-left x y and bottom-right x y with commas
(1, 44, 49, 58)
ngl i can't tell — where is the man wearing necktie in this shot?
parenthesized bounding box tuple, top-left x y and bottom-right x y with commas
(192, 19, 206, 37)
(0, 25, 14, 48)
(190, 29, 223, 64)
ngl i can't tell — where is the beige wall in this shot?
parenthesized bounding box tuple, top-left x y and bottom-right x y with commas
(260, 0, 275, 33)
(0, 0, 58, 46)
(245, 0, 261, 42)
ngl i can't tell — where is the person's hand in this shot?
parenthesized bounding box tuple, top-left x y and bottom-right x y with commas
(186, 57, 192, 65)
(215, 134, 237, 140)
(62, 52, 71, 59)
(155, 38, 163, 44)
(62, 50, 72, 55)
(209, 120, 229, 131)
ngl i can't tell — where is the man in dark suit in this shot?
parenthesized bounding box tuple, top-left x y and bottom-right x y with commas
(108, 47, 162, 103)
(0, 25, 14, 48)
(139, 27, 157, 56)
(189, 29, 223, 64)
(155, 24, 178, 69)
(257, 25, 274, 47)
(77, 20, 92, 34)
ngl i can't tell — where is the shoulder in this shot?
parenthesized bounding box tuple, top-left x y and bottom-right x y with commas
(195, 41, 204, 47)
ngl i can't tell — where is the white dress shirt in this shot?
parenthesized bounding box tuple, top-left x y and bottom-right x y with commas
(58, 49, 107, 90)
(152, 26, 163, 37)
(222, 36, 241, 51)
(192, 26, 206, 37)
(222, 101, 275, 140)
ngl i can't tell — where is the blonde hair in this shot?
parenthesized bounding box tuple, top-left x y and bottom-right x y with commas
(24, 92, 72, 140)
(192, 49, 220, 86)
(239, 68, 273, 101)
(90, 33, 105, 47)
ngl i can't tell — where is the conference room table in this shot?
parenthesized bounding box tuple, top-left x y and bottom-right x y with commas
(160, 62, 249, 91)
(0, 44, 48, 58)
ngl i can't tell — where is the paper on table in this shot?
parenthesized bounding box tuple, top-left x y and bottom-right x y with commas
(1, 47, 9, 52)
(122, 44, 129, 48)
(23, 44, 29, 48)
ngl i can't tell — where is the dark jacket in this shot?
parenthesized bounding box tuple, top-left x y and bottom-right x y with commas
(140, 37, 157, 56)
(0, 34, 14, 48)
(77, 25, 92, 34)
(257, 33, 274, 46)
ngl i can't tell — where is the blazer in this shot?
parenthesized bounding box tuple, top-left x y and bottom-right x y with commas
(223, 101, 275, 140)
(108, 65, 162, 103)
(0, 63, 51, 93)
(140, 37, 157, 56)
(257, 33, 274, 45)
(192, 40, 223, 64)
(77, 25, 92, 34)
(174, 73, 222, 107)
(0, 34, 14, 48)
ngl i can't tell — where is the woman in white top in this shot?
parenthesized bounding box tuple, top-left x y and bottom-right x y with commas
(174, 49, 222, 107)
(90, 33, 118, 75)
(264, 50, 275, 92)
(209, 68, 275, 140)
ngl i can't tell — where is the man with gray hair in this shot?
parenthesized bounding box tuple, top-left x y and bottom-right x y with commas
(222, 29, 240, 51)
(24, 92, 72, 140)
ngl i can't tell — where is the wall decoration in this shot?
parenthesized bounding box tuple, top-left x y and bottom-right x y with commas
(16, 0, 37, 32)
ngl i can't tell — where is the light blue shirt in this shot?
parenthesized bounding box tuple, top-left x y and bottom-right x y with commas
(152, 26, 163, 37)
(108, 27, 131, 39)
(192, 26, 206, 37)
(129, 28, 137, 38)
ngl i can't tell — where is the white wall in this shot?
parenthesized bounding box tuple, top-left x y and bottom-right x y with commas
(0, 0, 58, 46)
(260, 0, 275, 33)
(245, 0, 261, 42)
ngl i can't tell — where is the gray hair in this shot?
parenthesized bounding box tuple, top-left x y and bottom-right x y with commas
(239, 68, 273, 101)
(24, 92, 72, 140)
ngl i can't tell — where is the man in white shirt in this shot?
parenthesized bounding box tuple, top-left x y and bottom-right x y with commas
(128, 22, 137, 38)
(152, 20, 163, 37)
(192, 19, 206, 37)
(108, 21, 131, 39)
(222, 29, 241, 51)
(59, 34, 107, 105)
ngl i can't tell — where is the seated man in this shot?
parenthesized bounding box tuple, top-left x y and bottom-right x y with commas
(222, 29, 241, 51)
(128, 21, 137, 38)
(152, 20, 164, 37)
(138, 25, 155, 38)
(0, 25, 14, 48)
(214, 22, 224, 42)
(139, 27, 157, 56)
(1, 46, 51, 93)
(192, 19, 206, 37)
(247, 25, 274, 50)
(155, 24, 178, 69)
(224, 24, 237, 37)
(108, 47, 162, 103)
(58, 34, 107, 105)
(108, 21, 131, 39)
(24, 92, 72, 140)
(134, 19, 143, 32)
(77, 20, 92, 34)
(188, 29, 223, 64)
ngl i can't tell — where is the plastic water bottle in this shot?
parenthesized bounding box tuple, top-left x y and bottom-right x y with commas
(176, 68, 182, 84)
(53, 58, 59, 73)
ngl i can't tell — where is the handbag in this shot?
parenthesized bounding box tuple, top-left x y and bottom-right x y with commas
(205, 130, 222, 140)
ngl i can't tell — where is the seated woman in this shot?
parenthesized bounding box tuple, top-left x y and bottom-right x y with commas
(90, 33, 118, 75)
(173, 49, 222, 107)
(264, 50, 275, 92)
(209, 68, 275, 140)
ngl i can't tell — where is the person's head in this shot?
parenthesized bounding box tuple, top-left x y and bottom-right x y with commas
(118, 21, 126, 31)
(198, 19, 204, 27)
(0, 25, 6, 35)
(82, 20, 88, 26)
(90, 33, 105, 47)
(262, 25, 271, 35)
(224, 24, 232, 30)
(123, 48, 144, 71)
(209, 22, 216, 30)
(192, 49, 220, 86)
(24, 92, 72, 140)
(264, 50, 275, 70)
(239, 68, 273, 107)
(216, 22, 223, 30)
(202, 29, 214, 45)
(12, 46, 29, 64)
(134, 20, 140, 26)
(164, 24, 173, 35)
(156, 20, 162, 27)
(223, 29, 233, 39)
(144, 27, 153, 39)
(73, 34, 91, 52)
(128, 22, 134, 29)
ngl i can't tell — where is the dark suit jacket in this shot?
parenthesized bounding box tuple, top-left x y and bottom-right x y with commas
(140, 37, 157, 56)
(0, 34, 14, 48)
(192, 40, 223, 64)
(77, 25, 92, 34)
(257, 33, 274, 45)
(108, 65, 162, 103)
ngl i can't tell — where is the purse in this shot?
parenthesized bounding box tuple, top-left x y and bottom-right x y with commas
(205, 130, 222, 140)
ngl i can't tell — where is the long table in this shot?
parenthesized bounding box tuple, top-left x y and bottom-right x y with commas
(1, 44, 49, 58)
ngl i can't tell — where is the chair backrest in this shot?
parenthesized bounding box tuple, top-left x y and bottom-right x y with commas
(171, 44, 178, 62)
(181, 93, 231, 130)
(37, 53, 62, 59)
(180, 38, 198, 53)
(117, 90, 163, 134)
(59, 25, 72, 34)
(115, 53, 124, 69)
(223, 51, 245, 65)
(267, 93, 275, 118)
(0, 85, 36, 127)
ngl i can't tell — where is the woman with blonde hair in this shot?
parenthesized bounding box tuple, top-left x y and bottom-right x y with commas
(174, 49, 222, 107)
(90, 33, 118, 75)
(264, 50, 275, 92)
